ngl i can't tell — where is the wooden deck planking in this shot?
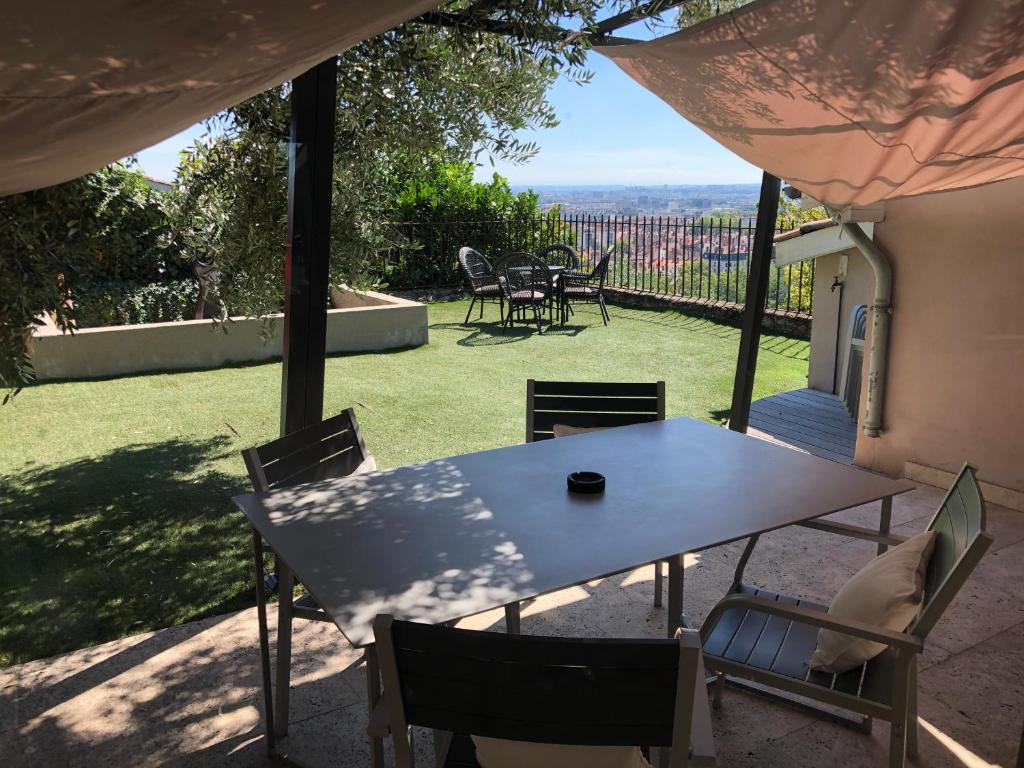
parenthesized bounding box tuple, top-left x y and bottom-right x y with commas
(748, 388, 857, 464)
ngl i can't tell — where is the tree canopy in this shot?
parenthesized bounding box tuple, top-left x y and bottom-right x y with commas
(2, 1, 619, 393)
(172, 2, 609, 318)
(0, 166, 178, 396)
(675, 0, 756, 28)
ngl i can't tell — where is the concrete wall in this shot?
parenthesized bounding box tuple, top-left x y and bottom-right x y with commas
(30, 289, 428, 381)
(850, 176, 1024, 494)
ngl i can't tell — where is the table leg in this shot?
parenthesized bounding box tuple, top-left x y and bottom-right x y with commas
(365, 644, 385, 768)
(252, 529, 276, 752)
(274, 561, 295, 740)
(504, 603, 521, 634)
(877, 495, 893, 555)
(667, 553, 685, 638)
(653, 560, 663, 608)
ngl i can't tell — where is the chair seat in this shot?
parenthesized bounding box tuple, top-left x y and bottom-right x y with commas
(473, 285, 501, 296)
(702, 585, 894, 707)
(563, 285, 598, 296)
(295, 592, 323, 611)
(510, 289, 548, 302)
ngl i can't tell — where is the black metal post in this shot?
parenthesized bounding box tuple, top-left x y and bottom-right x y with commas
(729, 171, 781, 433)
(280, 57, 338, 436)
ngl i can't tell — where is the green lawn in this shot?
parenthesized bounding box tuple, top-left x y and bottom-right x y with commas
(0, 300, 808, 666)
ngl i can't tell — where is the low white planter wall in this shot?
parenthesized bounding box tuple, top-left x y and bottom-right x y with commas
(29, 289, 428, 381)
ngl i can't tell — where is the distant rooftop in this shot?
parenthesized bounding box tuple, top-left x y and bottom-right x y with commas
(143, 175, 172, 193)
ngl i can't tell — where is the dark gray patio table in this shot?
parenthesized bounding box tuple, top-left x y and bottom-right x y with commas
(233, 416, 913, 766)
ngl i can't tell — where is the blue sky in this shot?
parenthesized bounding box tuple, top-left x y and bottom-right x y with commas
(136, 37, 760, 187)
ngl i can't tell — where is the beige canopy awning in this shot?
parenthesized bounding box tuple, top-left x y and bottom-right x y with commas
(599, 0, 1024, 207)
(0, 0, 438, 196)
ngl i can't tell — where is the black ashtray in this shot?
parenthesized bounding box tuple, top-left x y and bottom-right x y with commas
(567, 471, 605, 494)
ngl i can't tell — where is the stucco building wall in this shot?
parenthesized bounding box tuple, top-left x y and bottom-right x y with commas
(843, 177, 1024, 493)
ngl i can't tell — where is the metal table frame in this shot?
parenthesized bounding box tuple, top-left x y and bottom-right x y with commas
(238, 419, 910, 766)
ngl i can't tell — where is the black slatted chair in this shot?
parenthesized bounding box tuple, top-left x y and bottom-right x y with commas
(372, 616, 716, 768)
(700, 465, 993, 768)
(242, 408, 375, 729)
(561, 245, 613, 325)
(495, 252, 553, 334)
(458, 247, 503, 324)
(521, 379, 669, 611)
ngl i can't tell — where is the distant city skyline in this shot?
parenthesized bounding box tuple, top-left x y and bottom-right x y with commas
(528, 183, 761, 218)
(136, 22, 761, 187)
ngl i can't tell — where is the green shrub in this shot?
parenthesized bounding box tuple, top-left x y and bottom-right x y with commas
(73, 279, 199, 328)
(1, 165, 187, 393)
(381, 163, 558, 288)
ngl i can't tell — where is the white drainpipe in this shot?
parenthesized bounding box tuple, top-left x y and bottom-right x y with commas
(840, 222, 891, 437)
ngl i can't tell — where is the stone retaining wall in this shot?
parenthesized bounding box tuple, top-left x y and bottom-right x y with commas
(603, 287, 811, 339)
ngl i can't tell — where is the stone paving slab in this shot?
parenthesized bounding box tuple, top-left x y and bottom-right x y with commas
(1, 485, 1021, 768)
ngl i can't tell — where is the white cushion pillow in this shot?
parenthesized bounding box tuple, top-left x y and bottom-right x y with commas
(552, 424, 607, 438)
(810, 530, 937, 674)
(471, 736, 651, 768)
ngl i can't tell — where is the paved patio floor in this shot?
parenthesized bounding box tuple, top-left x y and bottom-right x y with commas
(2, 483, 1022, 768)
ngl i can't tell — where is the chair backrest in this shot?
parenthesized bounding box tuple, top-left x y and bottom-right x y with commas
(526, 379, 666, 442)
(458, 247, 497, 291)
(496, 252, 552, 297)
(373, 615, 711, 768)
(242, 408, 369, 492)
(912, 464, 993, 638)
(537, 243, 579, 270)
(592, 246, 614, 286)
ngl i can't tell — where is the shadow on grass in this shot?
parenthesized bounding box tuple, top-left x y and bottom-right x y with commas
(0, 438, 253, 667)
(430, 321, 586, 347)
(605, 305, 810, 361)
(707, 407, 732, 425)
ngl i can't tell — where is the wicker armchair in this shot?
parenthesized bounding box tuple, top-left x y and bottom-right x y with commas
(495, 252, 553, 334)
(561, 245, 613, 325)
(458, 246, 503, 324)
(537, 243, 579, 270)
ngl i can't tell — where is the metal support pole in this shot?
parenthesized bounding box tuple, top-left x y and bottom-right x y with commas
(280, 56, 338, 436)
(269, 56, 337, 754)
(729, 171, 781, 433)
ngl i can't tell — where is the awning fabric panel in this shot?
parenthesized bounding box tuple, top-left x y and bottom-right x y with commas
(599, 0, 1024, 207)
(0, 0, 438, 195)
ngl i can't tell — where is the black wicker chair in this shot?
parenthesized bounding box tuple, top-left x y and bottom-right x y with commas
(458, 246, 503, 324)
(495, 252, 553, 334)
(561, 245, 613, 325)
(537, 242, 579, 270)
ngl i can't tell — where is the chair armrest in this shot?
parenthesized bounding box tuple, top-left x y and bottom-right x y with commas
(702, 593, 922, 653)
